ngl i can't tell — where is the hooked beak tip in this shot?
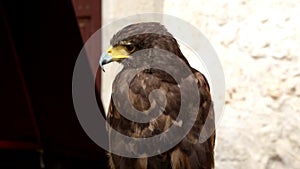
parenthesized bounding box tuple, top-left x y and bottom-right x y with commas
(99, 52, 112, 72)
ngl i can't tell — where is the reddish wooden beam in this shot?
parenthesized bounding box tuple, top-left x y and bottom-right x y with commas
(0, 141, 40, 150)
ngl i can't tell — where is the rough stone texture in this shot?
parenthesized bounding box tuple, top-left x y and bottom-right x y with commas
(101, 0, 300, 168)
(164, 0, 300, 168)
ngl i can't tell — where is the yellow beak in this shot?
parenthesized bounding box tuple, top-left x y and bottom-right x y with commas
(99, 45, 130, 71)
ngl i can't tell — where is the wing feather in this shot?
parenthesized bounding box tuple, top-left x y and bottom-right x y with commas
(107, 68, 215, 169)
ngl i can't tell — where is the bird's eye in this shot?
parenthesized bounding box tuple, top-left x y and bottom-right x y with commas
(124, 44, 136, 53)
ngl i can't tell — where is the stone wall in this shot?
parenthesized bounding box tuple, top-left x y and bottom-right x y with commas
(101, 0, 300, 168)
(164, 0, 300, 168)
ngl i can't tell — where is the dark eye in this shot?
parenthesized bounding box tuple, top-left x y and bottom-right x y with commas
(124, 44, 136, 53)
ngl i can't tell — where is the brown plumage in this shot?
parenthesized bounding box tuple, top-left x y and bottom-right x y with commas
(104, 22, 215, 169)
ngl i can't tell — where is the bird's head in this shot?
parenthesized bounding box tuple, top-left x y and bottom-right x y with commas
(100, 22, 187, 71)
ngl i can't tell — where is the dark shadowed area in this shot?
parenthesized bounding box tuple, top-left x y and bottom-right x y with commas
(0, 0, 108, 168)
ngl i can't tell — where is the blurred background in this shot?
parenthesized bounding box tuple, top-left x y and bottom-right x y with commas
(1, 0, 299, 168)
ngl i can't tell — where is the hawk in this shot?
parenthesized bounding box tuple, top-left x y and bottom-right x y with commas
(100, 22, 215, 169)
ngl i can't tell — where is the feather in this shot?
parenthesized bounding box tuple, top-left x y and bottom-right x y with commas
(106, 22, 215, 169)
